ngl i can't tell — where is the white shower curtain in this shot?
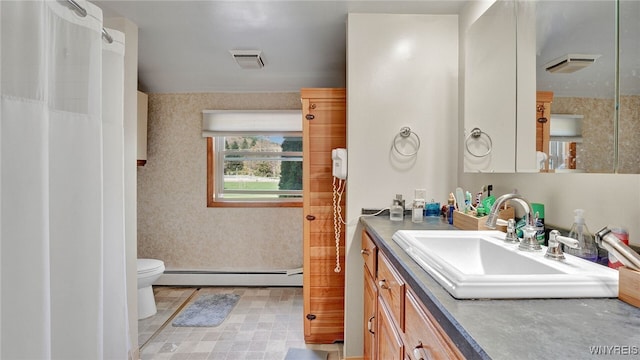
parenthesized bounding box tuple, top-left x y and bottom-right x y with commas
(102, 28, 131, 360)
(0, 1, 130, 359)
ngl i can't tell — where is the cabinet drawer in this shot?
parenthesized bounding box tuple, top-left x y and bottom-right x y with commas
(361, 230, 377, 279)
(377, 252, 405, 330)
(404, 289, 464, 360)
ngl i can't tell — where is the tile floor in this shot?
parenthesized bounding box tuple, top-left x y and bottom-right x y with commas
(138, 286, 343, 360)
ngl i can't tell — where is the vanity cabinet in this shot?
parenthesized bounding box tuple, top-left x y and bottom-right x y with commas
(301, 88, 346, 344)
(362, 229, 465, 360)
(362, 231, 377, 360)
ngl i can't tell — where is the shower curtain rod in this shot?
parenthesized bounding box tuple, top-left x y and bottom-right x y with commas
(65, 0, 114, 44)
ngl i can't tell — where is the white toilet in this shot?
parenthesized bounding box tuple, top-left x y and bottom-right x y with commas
(137, 258, 165, 320)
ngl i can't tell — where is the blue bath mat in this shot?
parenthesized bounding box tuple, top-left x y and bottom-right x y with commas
(284, 348, 329, 360)
(172, 293, 240, 327)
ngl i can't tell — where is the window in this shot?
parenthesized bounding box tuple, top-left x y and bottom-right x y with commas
(203, 110, 303, 207)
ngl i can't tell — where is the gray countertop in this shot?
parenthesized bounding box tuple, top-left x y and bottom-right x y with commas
(360, 215, 640, 360)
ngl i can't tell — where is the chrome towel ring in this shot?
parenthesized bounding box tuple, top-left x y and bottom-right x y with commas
(465, 127, 493, 158)
(393, 126, 421, 157)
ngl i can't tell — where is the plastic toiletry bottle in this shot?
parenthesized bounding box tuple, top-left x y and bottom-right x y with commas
(412, 199, 425, 223)
(608, 227, 629, 269)
(425, 200, 440, 217)
(390, 194, 404, 222)
(564, 209, 598, 262)
(531, 203, 545, 246)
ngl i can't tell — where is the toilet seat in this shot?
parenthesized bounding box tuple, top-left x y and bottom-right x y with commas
(138, 258, 164, 275)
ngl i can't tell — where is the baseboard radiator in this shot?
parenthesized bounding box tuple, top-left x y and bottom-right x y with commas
(155, 268, 303, 287)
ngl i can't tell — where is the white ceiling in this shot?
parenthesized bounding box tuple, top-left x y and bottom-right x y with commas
(94, 0, 467, 93)
(94, 1, 637, 96)
(535, 0, 639, 98)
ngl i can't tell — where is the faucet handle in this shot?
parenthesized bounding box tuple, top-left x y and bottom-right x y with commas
(556, 234, 580, 249)
(545, 230, 581, 260)
(545, 230, 566, 260)
(504, 218, 519, 244)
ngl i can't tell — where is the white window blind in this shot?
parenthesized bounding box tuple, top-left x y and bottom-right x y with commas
(202, 110, 302, 136)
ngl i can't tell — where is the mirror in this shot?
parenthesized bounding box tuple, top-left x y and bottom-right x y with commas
(464, 0, 521, 173)
(535, 0, 640, 173)
(535, 0, 616, 173)
(617, 0, 640, 173)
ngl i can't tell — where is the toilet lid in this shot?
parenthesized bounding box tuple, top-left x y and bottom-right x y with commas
(138, 258, 165, 275)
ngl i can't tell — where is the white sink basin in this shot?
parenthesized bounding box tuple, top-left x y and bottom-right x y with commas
(392, 230, 619, 299)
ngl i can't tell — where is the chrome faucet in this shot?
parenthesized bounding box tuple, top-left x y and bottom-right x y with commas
(485, 193, 542, 251)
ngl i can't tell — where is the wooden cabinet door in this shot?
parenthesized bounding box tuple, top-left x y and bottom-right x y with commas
(363, 230, 378, 360)
(536, 91, 553, 171)
(377, 298, 404, 360)
(364, 270, 377, 360)
(302, 88, 346, 343)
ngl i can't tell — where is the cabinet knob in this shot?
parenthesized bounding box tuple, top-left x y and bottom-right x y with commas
(306, 215, 316, 221)
(413, 342, 434, 360)
(306, 314, 316, 320)
(305, 114, 315, 120)
(378, 279, 389, 290)
(360, 249, 370, 255)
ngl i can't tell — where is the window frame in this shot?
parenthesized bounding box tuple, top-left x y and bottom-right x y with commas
(206, 136, 303, 208)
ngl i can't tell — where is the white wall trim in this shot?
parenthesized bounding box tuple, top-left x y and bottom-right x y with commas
(156, 271, 302, 287)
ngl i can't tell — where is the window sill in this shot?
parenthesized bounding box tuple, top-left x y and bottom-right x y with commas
(207, 200, 302, 208)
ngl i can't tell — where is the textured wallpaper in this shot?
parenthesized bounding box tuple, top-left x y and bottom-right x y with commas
(137, 92, 303, 271)
(618, 95, 640, 174)
(552, 96, 640, 173)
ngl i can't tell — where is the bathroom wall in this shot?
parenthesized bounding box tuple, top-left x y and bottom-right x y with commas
(459, 173, 640, 244)
(137, 92, 304, 271)
(344, 13, 459, 357)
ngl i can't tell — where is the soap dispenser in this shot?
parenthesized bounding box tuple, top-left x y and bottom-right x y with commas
(564, 209, 598, 262)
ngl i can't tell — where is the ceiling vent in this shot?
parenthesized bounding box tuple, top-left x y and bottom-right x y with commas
(229, 50, 264, 69)
(545, 54, 600, 74)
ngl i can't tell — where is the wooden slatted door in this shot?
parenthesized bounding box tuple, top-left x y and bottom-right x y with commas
(536, 91, 553, 172)
(301, 88, 346, 343)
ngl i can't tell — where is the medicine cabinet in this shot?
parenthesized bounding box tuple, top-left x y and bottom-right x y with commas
(464, 0, 640, 174)
(464, 0, 536, 173)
